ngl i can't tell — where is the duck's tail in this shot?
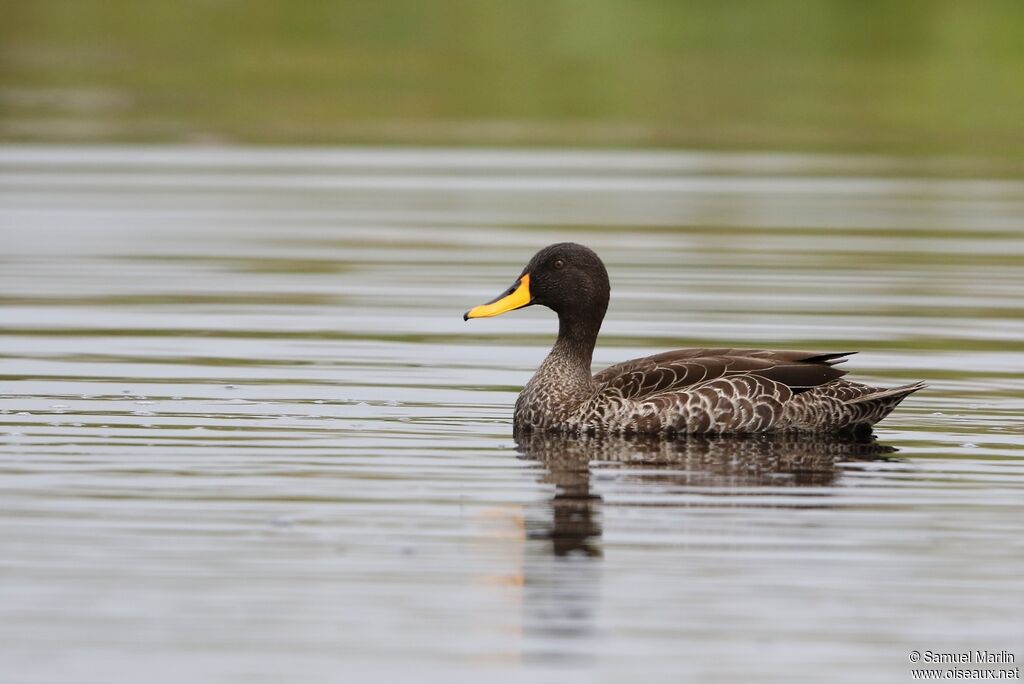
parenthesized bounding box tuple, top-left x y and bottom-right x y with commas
(845, 381, 927, 405)
(845, 380, 927, 426)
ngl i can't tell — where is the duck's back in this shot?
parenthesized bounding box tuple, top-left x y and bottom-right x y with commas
(592, 348, 852, 396)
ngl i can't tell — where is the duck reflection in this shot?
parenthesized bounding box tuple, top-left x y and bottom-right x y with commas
(494, 432, 898, 663)
(515, 430, 898, 557)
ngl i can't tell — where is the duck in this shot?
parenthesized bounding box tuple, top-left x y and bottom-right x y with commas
(464, 242, 924, 435)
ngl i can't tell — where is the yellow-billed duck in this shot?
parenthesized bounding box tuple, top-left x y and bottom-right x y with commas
(464, 242, 924, 435)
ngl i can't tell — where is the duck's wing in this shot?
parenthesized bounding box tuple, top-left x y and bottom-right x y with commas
(593, 348, 852, 400)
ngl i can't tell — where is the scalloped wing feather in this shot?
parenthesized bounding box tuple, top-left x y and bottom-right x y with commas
(568, 376, 924, 435)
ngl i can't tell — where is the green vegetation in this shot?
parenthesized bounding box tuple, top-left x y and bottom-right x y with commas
(3, 0, 1023, 155)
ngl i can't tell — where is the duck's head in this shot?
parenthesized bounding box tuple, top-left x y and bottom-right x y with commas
(464, 242, 610, 324)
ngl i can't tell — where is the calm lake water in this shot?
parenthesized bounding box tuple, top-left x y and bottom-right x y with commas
(1, 146, 1022, 683)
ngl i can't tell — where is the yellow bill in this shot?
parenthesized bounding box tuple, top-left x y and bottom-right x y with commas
(464, 274, 532, 320)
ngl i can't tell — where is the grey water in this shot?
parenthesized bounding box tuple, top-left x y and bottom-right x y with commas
(1, 146, 1022, 684)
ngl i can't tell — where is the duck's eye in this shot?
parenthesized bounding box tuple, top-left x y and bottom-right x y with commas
(553, 259, 565, 270)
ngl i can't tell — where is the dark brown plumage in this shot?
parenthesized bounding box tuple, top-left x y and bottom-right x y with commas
(464, 242, 924, 435)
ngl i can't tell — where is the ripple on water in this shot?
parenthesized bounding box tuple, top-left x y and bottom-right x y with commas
(1, 147, 1023, 683)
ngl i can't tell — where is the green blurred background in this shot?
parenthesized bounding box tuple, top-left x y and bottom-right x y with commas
(3, 0, 1023, 156)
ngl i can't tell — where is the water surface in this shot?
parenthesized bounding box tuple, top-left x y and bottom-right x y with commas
(1, 146, 1022, 683)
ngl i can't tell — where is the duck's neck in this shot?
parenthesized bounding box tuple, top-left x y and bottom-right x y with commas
(515, 310, 602, 429)
(550, 312, 601, 372)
